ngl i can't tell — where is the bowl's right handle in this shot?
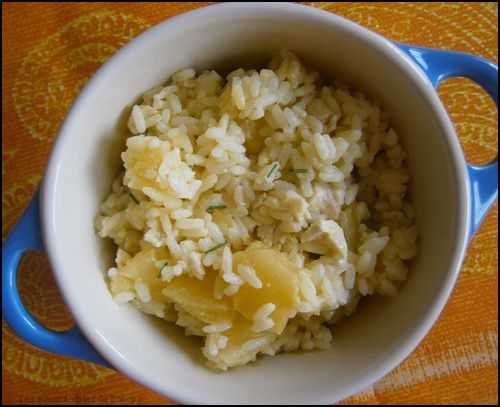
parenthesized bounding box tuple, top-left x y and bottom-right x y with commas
(397, 43, 498, 240)
(2, 189, 110, 367)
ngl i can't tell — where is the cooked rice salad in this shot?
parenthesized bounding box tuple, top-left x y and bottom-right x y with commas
(95, 51, 418, 370)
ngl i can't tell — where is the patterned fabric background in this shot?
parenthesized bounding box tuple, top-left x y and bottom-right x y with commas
(2, 2, 498, 405)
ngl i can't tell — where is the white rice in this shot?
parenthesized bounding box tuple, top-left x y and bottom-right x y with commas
(134, 280, 151, 303)
(254, 303, 276, 320)
(113, 291, 135, 304)
(96, 50, 418, 371)
(107, 267, 118, 279)
(242, 337, 272, 352)
(203, 321, 232, 334)
(251, 303, 277, 333)
(237, 264, 262, 289)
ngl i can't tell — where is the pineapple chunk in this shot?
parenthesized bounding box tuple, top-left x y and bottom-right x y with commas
(207, 315, 276, 369)
(300, 220, 348, 258)
(121, 249, 158, 279)
(232, 247, 300, 334)
(224, 316, 271, 349)
(120, 249, 165, 302)
(123, 136, 165, 192)
(110, 274, 134, 295)
(162, 271, 234, 324)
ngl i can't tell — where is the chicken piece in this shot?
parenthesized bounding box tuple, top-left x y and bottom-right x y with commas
(309, 182, 341, 220)
(300, 220, 348, 258)
(283, 189, 310, 221)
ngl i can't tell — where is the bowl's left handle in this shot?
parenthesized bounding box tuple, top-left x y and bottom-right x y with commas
(2, 189, 110, 367)
(397, 43, 498, 241)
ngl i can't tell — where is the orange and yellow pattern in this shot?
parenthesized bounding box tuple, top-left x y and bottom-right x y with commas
(2, 2, 497, 405)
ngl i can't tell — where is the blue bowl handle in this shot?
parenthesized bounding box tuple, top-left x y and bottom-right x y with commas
(2, 189, 110, 367)
(397, 43, 498, 240)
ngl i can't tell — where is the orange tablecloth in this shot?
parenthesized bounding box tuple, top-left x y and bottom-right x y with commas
(2, 2, 498, 405)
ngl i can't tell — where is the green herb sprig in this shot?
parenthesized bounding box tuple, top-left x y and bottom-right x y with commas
(128, 191, 139, 204)
(266, 163, 279, 179)
(204, 241, 227, 254)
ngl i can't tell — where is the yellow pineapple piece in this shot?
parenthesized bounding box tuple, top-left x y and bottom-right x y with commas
(120, 249, 165, 302)
(224, 315, 274, 349)
(232, 247, 300, 334)
(123, 137, 164, 192)
(121, 249, 157, 279)
(162, 271, 234, 324)
(208, 315, 277, 369)
(110, 274, 134, 295)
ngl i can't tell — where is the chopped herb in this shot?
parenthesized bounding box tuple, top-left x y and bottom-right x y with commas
(266, 163, 279, 179)
(204, 241, 227, 254)
(157, 262, 168, 279)
(290, 169, 308, 174)
(128, 191, 139, 204)
(207, 204, 227, 213)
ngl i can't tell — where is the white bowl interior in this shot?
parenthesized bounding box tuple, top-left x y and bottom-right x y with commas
(42, 4, 468, 405)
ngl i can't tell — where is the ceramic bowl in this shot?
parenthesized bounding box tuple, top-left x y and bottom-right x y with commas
(3, 3, 497, 404)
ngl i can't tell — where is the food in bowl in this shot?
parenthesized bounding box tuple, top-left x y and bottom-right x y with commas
(95, 50, 417, 371)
